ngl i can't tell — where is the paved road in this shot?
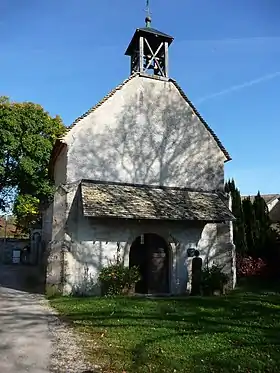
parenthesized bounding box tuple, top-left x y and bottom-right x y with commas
(0, 265, 52, 373)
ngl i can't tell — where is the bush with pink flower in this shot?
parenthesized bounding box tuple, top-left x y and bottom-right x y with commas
(236, 254, 267, 277)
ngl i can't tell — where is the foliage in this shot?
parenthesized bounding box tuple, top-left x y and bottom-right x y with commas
(201, 264, 229, 295)
(0, 96, 65, 229)
(236, 254, 267, 277)
(225, 179, 247, 255)
(98, 263, 141, 296)
(51, 284, 280, 373)
(242, 197, 257, 254)
(225, 179, 280, 267)
(71, 264, 98, 297)
(98, 243, 141, 296)
(253, 192, 272, 257)
(13, 194, 40, 230)
(45, 284, 62, 299)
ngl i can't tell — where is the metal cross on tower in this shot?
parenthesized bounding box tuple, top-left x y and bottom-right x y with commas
(145, 0, 152, 27)
(124, 2, 174, 78)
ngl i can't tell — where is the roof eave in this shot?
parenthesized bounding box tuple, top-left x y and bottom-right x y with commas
(125, 28, 174, 56)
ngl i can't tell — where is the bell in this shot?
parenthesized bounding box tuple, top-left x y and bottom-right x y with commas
(144, 57, 152, 69)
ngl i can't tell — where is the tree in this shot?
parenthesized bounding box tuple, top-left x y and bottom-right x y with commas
(227, 179, 280, 278)
(253, 192, 273, 259)
(0, 97, 65, 228)
(242, 197, 257, 255)
(225, 179, 247, 255)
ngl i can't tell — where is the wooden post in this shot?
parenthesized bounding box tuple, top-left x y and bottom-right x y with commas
(164, 41, 169, 77)
(139, 36, 144, 73)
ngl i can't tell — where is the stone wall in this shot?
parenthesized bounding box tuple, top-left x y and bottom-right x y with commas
(46, 184, 235, 295)
(0, 239, 29, 264)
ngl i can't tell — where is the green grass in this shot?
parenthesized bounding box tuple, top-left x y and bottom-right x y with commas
(50, 283, 280, 373)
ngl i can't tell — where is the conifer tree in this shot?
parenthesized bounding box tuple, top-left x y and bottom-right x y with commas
(242, 197, 257, 255)
(225, 179, 247, 254)
(253, 192, 272, 258)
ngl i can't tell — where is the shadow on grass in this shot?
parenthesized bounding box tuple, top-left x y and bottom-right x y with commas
(51, 283, 280, 373)
(0, 264, 45, 294)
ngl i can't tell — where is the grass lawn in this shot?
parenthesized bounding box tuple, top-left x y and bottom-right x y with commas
(50, 282, 280, 373)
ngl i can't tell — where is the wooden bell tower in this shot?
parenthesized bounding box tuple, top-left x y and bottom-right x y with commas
(125, 5, 174, 78)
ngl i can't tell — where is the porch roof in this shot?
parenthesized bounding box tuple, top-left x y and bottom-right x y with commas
(81, 181, 235, 222)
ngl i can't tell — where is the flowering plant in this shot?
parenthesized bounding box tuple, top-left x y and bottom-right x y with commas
(236, 254, 266, 277)
(98, 264, 141, 296)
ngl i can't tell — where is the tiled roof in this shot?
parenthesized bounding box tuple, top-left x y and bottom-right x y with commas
(242, 194, 279, 205)
(125, 27, 174, 56)
(270, 201, 280, 223)
(81, 181, 235, 222)
(260, 194, 279, 205)
(137, 27, 174, 40)
(241, 194, 280, 222)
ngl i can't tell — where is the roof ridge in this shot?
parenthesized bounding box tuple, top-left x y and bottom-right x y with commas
(169, 78, 231, 161)
(81, 179, 218, 194)
(242, 193, 280, 197)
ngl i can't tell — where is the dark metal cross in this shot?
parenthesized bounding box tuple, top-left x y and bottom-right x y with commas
(144, 0, 152, 27)
(145, 0, 151, 18)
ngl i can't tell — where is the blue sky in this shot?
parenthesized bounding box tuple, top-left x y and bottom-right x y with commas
(1, 0, 279, 195)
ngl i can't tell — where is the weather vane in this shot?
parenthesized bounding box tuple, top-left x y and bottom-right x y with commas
(145, 0, 152, 27)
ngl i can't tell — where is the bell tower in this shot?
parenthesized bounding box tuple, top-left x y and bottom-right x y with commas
(125, 2, 174, 78)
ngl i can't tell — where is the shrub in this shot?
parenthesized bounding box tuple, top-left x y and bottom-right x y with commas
(71, 264, 98, 297)
(98, 264, 141, 296)
(45, 284, 62, 299)
(201, 264, 229, 295)
(236, 254, 266, 277)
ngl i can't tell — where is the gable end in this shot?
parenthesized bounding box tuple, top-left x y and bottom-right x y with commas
(170, 79, 231, 162)
(50, 73, 231, 175)
(68, 73, 138, 130)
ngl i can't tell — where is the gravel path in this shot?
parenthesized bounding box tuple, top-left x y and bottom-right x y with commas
(46, 300, 100, 373)
(0, 265, 100, 373)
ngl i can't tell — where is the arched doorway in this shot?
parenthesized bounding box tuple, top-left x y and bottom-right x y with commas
(129, 233, 170, 294)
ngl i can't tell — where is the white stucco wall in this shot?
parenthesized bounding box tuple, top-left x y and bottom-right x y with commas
(46, 75, 234, 295)
(64, 220, 233, 295)
(63, 75, 226, 191)
(46, 184, 234, 295)
(63, 218, 208, 295)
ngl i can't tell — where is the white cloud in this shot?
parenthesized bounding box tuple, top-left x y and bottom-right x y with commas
(196, 71, 280, 104)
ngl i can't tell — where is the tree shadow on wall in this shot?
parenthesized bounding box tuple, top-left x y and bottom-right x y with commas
(72, 79, 224, 189)
(62, 79, 229, 292)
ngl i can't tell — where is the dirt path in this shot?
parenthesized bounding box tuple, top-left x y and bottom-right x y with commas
(0, 265, 51, 372)
(0, 265, 99, 373)
(0, 286, 52, 372)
